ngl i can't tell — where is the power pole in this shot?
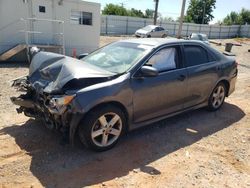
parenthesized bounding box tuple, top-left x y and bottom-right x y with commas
(153, 0, 159, 25)
(177, 0, 186, 38)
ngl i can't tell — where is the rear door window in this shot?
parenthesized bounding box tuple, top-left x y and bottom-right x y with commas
(184, 45, 211, 67)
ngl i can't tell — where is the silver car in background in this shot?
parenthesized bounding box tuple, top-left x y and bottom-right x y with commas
(135, 25, 168, 38)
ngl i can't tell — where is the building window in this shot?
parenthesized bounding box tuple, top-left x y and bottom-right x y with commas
(39, 6, 46, 13)
(70, 11, 92, 26)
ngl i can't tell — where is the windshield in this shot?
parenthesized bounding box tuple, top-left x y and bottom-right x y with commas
(81, 42, 152, 74)
(141, 25, 155, 32)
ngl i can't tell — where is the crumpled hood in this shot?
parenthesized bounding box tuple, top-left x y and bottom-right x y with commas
(29, 51, 115, 94)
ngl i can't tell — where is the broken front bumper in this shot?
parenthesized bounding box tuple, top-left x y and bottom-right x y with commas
(10, 77, 70, 127)
(10, 76, 83, 145)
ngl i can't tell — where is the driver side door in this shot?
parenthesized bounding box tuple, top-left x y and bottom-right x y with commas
(131, 45, 188, 123)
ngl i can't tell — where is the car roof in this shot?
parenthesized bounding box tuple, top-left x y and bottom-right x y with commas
(119, 38, 205, 47)
(145, 25, 158, 28)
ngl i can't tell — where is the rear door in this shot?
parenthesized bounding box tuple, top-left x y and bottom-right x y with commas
(183, 44, 220, 108)
(131, 45, 188, 123)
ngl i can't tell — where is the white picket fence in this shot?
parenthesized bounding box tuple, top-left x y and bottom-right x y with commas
(101, 15, 250, 39)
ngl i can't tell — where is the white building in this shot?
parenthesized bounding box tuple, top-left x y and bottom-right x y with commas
(0, 0, 100, 61)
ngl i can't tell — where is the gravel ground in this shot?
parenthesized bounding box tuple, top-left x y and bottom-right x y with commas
(0, 36, 249, 188)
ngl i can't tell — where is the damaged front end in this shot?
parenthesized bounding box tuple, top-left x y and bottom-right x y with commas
(10, 76, 75, 132)
(10, 49, 116, 144)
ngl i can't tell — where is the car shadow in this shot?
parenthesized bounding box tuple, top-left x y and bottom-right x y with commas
(0, 102, 245, 187)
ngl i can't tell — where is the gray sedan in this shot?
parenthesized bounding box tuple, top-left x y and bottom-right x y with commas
(11, 39, 237, 151)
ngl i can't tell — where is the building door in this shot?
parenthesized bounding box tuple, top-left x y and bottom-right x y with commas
(31, 0, 54, 45)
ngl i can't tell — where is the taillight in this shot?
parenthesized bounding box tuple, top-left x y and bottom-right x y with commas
(235, 61, 238, 67)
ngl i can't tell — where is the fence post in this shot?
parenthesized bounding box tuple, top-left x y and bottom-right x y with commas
(237, 25, 241, 37)
(173, 23, 176, 36)
(144, 20, 146, 27)
(105, 16, 108, 35)
(228, 26, 231, 38)
(199, 24, 201, 33)
(186, 24, 189, 36)
(219, 25, 221, 39)
(247, 25, 250, 38)
(126, 17, 128, 35)
(209, 25, 212, 38)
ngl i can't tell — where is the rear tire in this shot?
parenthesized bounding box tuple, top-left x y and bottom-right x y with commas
(208, 82, 226, 111)
(78, 105, 126, 151)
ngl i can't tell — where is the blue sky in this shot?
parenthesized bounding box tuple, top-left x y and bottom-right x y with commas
(87, 0, 250, 24)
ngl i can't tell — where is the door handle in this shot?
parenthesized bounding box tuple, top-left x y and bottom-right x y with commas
(178, 75, 186, 81)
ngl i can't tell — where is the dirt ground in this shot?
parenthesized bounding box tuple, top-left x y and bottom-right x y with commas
(0, 36, 250, 188)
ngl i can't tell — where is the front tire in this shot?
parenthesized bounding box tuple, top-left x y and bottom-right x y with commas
(208, 82, 226, 111)
(78, 105, 126, 151)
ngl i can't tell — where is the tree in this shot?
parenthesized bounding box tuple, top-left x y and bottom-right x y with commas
(223, 11, 241, 25)
(102, 3, 152, 18)
(145, 9, 154, 18)
(184, 0, 216, 24)
(222, 8, 250, 25)
(102, 4, 128, 16)
(239, 8, 250, 24)
(128, 8, 144, 18)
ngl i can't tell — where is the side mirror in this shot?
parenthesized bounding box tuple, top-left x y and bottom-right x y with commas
(78, 53, 89, 59)
(139, 66, 158, 77)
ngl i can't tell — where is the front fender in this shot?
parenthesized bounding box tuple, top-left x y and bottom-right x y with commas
(75, 74, 133, 114)
(69, 74, 133, 144)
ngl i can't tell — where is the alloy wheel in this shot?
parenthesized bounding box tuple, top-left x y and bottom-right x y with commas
(211, 85, 225, 109)
(91, 112, 122, 147)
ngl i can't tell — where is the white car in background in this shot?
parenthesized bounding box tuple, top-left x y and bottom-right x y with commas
(135, 25, 168, 38)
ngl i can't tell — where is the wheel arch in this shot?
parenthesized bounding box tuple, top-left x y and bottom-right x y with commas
(86, 101, 129, 123)
(218, 79, 230, 97)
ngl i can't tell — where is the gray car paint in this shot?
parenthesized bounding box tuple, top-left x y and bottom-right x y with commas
(69, 40, 237, 135)
(11, 38, 237, 145)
